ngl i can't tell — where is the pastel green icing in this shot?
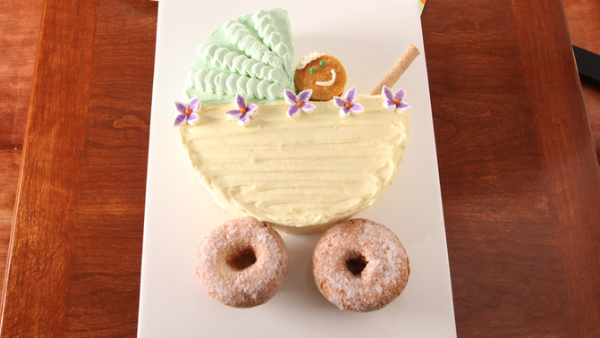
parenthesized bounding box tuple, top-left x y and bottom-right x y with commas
(184, 8, 294, 104)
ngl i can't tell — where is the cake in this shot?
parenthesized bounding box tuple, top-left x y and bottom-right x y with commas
(175, 8, 416, 234)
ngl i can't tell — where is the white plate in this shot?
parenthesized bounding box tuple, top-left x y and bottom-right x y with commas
(138, 0, 456, 337)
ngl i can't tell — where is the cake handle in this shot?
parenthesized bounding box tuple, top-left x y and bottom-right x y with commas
(370, 44, 420, 95)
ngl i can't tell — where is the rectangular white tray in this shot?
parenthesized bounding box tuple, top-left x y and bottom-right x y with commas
(138, 0, 456, 337)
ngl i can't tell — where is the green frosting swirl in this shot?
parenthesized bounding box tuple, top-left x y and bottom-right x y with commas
(250, 10, 294, 75)
(199, 43, 289, 86)
(184, 8, 294, 104)
(191, 68, 284, 101)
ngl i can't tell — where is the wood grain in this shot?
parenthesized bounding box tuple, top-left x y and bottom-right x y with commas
(563, 0, 600, 53)
(2, 0, 600, 336)
(1, 0, 157, 335)
(563, 0, 600, 158)
(0, 0, 44, 321)
(1, 0, 99, 333)
(582, 79, 600, 158)
(0, 1, 44, 149)
(0, 151, 21, 292)
(514, 1, 600, 335)
(63, 0, 156, 335)
(422, 0, 600, 336)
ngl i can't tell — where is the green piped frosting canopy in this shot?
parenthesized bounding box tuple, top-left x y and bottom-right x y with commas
(184, 8, 295, 104)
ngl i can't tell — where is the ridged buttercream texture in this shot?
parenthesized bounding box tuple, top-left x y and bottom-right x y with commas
(185, 8, 294, 104)
(179, 95, 409, 233)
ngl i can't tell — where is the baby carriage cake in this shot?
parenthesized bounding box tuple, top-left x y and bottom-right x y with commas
(176, 8, 417, 234)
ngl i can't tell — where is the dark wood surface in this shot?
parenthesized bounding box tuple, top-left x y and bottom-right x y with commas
(0, 1, 43, 147)
(2, 0, 600, 336)
(423, 1, 600, 336)
(564, 0, 600, 159)
(0, 151, 21, 291)
(0, 0, 45, 294)
(1, 0, 157, 336)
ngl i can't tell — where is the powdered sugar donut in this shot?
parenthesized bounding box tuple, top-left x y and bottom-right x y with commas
(196, 217, 289, 308)
(312, 218, 410, 312)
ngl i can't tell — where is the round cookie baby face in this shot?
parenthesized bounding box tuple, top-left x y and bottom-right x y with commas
(294, 55, 347, 101)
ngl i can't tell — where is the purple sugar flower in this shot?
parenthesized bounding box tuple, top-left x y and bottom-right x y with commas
(381, 86, 410, 114)
(333, 86, 364, 118)
(174, 98, 201, 126)
(283, 89, 316, 119)
(225, 93, 258, 127)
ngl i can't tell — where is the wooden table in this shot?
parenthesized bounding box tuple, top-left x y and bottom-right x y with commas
(3, 0, 600, 336)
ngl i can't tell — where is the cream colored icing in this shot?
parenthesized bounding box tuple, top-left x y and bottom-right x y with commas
(179, 95, 409, 234)
(316, 69, 336, 87)
(296, 52, 325, 70)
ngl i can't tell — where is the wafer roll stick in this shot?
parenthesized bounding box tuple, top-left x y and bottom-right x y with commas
(370, 44, 420, 95)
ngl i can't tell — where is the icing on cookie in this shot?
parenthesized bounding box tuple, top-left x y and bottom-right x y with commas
(316, 69, 336, 87)
(294, 54, 347, 101)
(297, 52, 325, 70)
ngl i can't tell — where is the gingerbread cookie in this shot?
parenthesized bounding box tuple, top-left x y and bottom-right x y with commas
(294, 53, 347, 101)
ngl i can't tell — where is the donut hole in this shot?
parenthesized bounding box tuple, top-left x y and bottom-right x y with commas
(227, 247, 257, 270)
(346, 253, 368, 276)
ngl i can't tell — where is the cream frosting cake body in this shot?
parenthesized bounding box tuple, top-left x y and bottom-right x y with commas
(179, 95, 409, 233)
(176, 8, 412, 233)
